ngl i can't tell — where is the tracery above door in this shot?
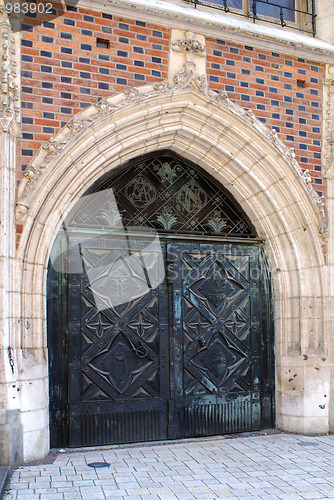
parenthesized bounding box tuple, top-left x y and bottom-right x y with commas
(67, 154, 255, 237)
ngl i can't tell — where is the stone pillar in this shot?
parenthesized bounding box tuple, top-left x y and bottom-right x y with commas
(274, 65, 334, 435)
(327, 175, 334, 433)
(323, 65, 334, 432)
(0, 8, 22, 465)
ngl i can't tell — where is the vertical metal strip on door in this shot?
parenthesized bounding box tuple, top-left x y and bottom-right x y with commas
(47, 233, 70, 448)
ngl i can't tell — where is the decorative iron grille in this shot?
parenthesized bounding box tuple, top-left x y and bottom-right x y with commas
(185, 0, 316, 35)
(67, 155, 255, 237)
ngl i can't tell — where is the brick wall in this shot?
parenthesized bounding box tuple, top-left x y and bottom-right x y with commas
(207, 39, 324, 195)
(19, 4, 169, 181)
(19, 5, 324, 196)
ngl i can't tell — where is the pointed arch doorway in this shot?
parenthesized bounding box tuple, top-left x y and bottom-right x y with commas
(47, 152, 274, 448)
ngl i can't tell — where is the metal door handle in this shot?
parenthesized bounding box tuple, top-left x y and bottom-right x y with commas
(135, 342, 148, 358)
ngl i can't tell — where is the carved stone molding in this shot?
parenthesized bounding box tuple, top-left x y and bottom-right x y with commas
(123, 87, 139, 102)
(324, 65, 334, 178)
(67, 114, 93, 136)
(168, 29, 206, 83)
(172, 35, 206, 59)
(0, 13, 20, 134)
(15, 202, 29, 221)
(42, 138, 67, 159)
(172, 61, 209, 94)
(16, 163, 44, 201)
(15, 67, 327, 233)
(96, 97, 118, 114)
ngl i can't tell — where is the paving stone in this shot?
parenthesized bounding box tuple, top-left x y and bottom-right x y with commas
(2, 493, 17, 500)
(9, 496, 39, 500)
(65, 475, 82, 481)
(93, 479, 117, 486)
(12, 489, 38, 495)
(4, 484, 30, 490)
(39, 494, 64, 500)
(102, 489, 127, 496)
(63, 494, 82, 500)
(6, 434, 334, 500)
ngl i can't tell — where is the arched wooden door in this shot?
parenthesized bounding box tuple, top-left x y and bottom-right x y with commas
(47, 153, 274, 448)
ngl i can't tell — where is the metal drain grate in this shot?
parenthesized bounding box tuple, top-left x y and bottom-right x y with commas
(87, 462, 110, 468)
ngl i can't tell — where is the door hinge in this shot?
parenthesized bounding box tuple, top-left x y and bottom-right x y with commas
(63, 330, 69, 351)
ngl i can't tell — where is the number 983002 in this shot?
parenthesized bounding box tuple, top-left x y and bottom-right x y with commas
(5, 1, 53, 15)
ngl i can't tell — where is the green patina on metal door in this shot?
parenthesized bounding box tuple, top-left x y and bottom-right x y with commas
(48, 153, 274, 448)
(167, 241, 273, 439)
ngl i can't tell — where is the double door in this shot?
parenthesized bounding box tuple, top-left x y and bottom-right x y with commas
(48, 234, 274, 447)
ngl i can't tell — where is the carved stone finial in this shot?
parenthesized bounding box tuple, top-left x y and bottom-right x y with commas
(244, 109, 255, 124)
(168, 29, 206, 83)
(67, 115, 92, 136)
(268, 128, 279, 145)
(286, 148, 296, 159)
(96, 97, 118, 114)
(153, 81, 170, 94)
(300, 169, 312, 184)
(123, 87, 139, 102)
(16, 166, 38, 200)
(42, 138, 66, 159)
(172, 61, 208, 95)
(316, 195, 325, 211)
(215, 91, 228, 103)
(173, 61, 195, 87)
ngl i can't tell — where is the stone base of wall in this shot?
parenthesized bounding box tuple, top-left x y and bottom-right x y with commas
(0, 410, 23, 467)
(276, 356, 332, 435)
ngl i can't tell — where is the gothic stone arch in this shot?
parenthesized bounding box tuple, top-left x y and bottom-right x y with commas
(13, 82, 328, 462)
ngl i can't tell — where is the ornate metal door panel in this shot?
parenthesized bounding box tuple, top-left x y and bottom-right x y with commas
(167, 242, 267, 438)
(48, 154, 274, 448)
(67, 235, 169, 446)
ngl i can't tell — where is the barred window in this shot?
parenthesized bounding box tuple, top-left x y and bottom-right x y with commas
(186, 0, 316, 35)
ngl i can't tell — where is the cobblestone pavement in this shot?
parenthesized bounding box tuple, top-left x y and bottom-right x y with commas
(4, 432, 334, 499)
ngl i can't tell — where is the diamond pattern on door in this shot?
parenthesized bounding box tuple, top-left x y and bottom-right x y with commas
(168, 242, 265, 438)
(83, 311, 114, 339)
(47, 156, 274, 449)
(49, 237, 273, 447)
(66, 236, 169, 446)
(183, 254, 250, 320)
(188, 261, 245, 312)
(186, 332, 249, 393)
(193, 335, 244, 385)
(87, 334, 154, 394)
(77, 286, 161, 401)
